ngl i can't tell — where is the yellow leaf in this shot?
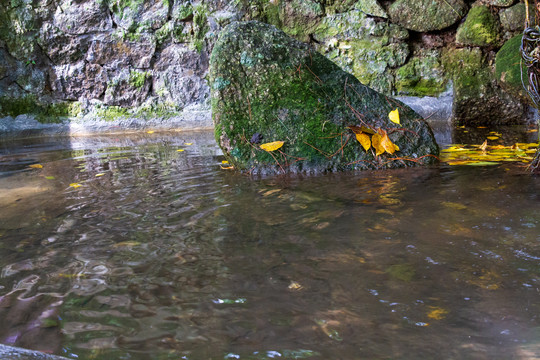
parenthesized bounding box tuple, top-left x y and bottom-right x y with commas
(260, 141, 284, 152)
(389, 108, 400, 125)
(177, 149, 185, 152)
(45, 176, 55, 180)
(69, 183, 82, 188)
(184, 142, 193, 145)
(381, 132, 396, 154)
(29, 164, 43, 169)
(393, 143, 400, 152)
(479, 140, 488, 151)
(427, 306, 448, 320)
(222, 160, 229, 164)
(487, 136, 499, 140)
(348, 125, 375, 135)
(527, 129, 538, 133)
(95, 173, 105, 177)
(355, 132, 371, 151)
(146, 130, 155, 134)
(288, 281, 303, 290)
(372, 133, 384, 156)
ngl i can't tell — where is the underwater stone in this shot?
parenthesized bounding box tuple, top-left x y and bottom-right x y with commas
(210, 21, 439, 174)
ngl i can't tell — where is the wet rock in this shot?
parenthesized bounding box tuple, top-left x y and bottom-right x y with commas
(103, 69, 151, 107)
(388, 0, 468, 32)
(153, 44, 210, 109)
(355, 0, 387, 18)
(395, 49, 447, 97)
(482, 0, 515, 7)
(86, 34, 156, 69)
(499, 3, 526, 33)
(210, 21, 439, 174)
(38, 24, 92, 65)
(443, 47, 527, 125)
(456, 6, 501, 47)
(495, 34, 530, 103)
(313, 10, 409, 93)
(106, 0, 169, 32)
(280, 0, 324, 41)
(50, 61, 108, 101)
(0, 344, 70, 360)
(53, 0, 113, 35)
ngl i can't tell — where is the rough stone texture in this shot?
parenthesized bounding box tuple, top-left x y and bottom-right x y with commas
(388, 0, 468, 32)
(456, 6, 501, 47)
(50, 62, 108, 100)
(103, 69, 151, 107)
(481, 0, 515, 7)
(313, 10, 409, 94)
(86, 34, 156, 69)
(499, 3, 526, 33)
(443, 47, 527, 125)
(495, 34, 529, 103)
(210, 21, 439, 174)
(395, 49, 447, 97)
(0, 344, 70, 360)
(355, 0, 387, 18)
(53, 0, 113, 35)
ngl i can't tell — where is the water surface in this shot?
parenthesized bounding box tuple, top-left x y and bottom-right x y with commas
(0, 129, 539, 359)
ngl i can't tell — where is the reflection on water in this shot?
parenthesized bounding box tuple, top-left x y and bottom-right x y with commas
(0, 129, 540, 359)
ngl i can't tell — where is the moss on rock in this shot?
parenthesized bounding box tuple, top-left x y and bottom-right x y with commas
(210, 21, 439, 174)
(0, 96, 81, 123)
(456, 6, 500, 47)
(495, 34, 529, 102)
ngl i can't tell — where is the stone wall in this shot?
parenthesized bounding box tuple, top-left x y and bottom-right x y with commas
(0, 0, 532, 129)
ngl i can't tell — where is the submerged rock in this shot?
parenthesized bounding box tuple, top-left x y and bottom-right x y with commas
(210, 21, 439, 174)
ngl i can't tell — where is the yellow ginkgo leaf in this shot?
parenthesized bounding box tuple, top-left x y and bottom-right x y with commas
(176, 149, 185, 152)
(146, 130, 155, 134)
(487, 136, 499, 140)
(260, 141, 284, 152)
(184, 142, 193, 145)
(389, 108, 400, 125)
(381, 132, 396, 154)
(372, 133, 384, 156)
(69, 183, 82, 188)
(222, 160, 229, 164)
(355, 132, 371, 151)
(95, 173, 105, 177)
(29, 164, 43, 169)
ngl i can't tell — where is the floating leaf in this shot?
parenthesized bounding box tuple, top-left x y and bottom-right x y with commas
(95, 173, 105, 177)
(371, 133, 384, 156)
(45, 176, 55, 180)
(487, 136, 499, 140)
(288, 281, 303, 290)
(389, 108, 400, 125)
(479, 140, 488, 151)
(528, 129, 538, 133)
(113, 241, 140, 248)
(69, 183, 82, 188)
(184, 142, 193, 146)
(355, 132, 371, 151)
(176, 149, 185, 152)
(260, 141, 284, 152)
(146, 130, 155, 134)
(427, 306, 449, 320)
(29, 164, 43, 169)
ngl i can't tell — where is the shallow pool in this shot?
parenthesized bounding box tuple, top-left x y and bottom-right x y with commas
(0, 127, 539, 359)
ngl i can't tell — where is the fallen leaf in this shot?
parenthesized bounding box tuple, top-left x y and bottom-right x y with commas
(260, 141, 284, 152)
(371, 133, 384, 156)
(69, 183, 82, 188)
(29, 164, 43, 169)
(288, 281, 303, 290)
(177, 149, 185, 152)
(355, 132, 371, 151)
(487, 136, 499, 140)
(381, 132, 396, 154)
(113, 241, 140, 248)
(146, 130, 155, 134)
(95, 173, 105, 177)
(479, 140, 488, 151)
(222, 160, 229, 164)
(427, 306, 448, 320)
(184, 142, 193, 146)
(528, 129, 538, 133)
(389, 108, 400, 125)
(348, 125, 376, 135)
(45, 176, 55, 180)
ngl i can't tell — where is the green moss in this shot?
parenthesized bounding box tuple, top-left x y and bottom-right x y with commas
(192, 3, 209, 52)
(96, 106, 130, 121)
(174, 2, 193, 20)
(495, 34, 529, 102)
(395, 51, 447, 96)
(128, 70, 150, 88)
(456, 6, 500, 47)
(0, 96, 80, 123)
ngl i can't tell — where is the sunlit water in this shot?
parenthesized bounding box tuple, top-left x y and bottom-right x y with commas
(0, 128, 540, 360)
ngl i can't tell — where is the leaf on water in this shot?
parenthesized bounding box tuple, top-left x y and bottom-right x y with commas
(477, 126, 487, 129)
(479, 140, 488, 151)
(45, 176, 55, 180)
(260, 141, 284, 152)
(381, 132, 396, 154)
(441, 201, 467, 210)
(184, 142, 193, 145)
(427, 306, 449, 320)
(372, 133, 384, 156)
(113, 241, 140, 248)
(487, 136, 499, 140)
(95, 173, 105, 177)
(389, 108, 400, 125)
(29, 164, 43, 169)
(176, 149, 185, 152)
(146, 130, 155, 134)
(69, 183, 82, 188)
(528, 129, 538, 133)
(288, 281, 303, 290)
(355, 132, 371, 151)
(261, 189, 281, 196)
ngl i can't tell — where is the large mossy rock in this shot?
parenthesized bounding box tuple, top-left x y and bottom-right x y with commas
(456, 6, 501, 47)
(210, 21, 439, 174)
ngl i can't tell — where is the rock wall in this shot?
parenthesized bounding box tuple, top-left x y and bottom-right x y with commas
(0, 0, 532, 130)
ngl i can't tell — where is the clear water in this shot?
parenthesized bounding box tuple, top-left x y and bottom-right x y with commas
(0, 128, 540, 360)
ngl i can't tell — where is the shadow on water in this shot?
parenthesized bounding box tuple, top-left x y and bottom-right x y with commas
(0, 127, 539, 359)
